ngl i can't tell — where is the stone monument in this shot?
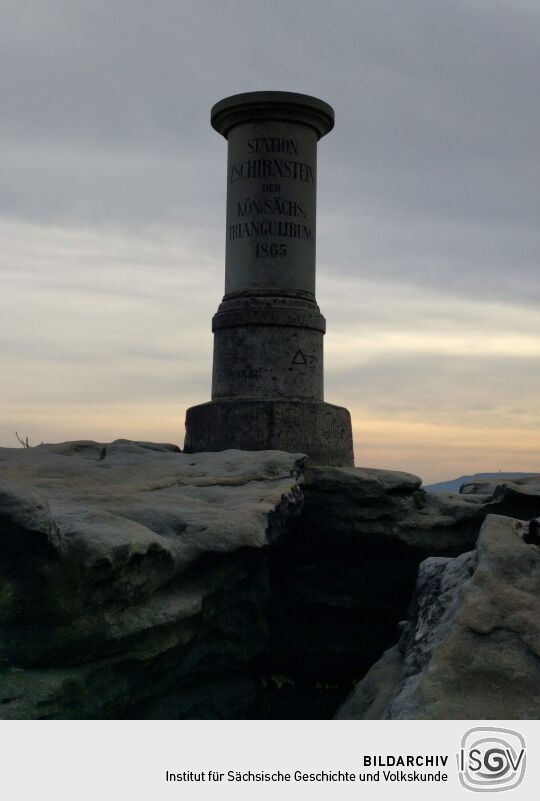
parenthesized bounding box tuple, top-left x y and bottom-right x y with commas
(184, 91, 354, 466)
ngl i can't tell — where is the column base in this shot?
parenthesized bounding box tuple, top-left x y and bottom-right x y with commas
(184, 399, 354, 467)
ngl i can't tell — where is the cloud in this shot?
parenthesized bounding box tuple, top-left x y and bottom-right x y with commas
(2, 217, 539, 482)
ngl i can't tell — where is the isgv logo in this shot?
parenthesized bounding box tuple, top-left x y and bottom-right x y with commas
(457, 727, 526, 792)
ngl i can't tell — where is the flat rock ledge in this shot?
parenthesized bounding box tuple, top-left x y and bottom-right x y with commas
(0, 441, 303, 718)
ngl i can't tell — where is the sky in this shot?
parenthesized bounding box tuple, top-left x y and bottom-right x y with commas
(1, 0, 539, 483)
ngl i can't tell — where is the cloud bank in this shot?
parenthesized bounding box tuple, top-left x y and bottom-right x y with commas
(1, 1, 539, 481)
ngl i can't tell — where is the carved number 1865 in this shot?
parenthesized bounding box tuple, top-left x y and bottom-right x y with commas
(255, 243, 287, 258)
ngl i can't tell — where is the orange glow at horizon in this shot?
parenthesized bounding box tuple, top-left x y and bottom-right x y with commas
(1, 221, 539, 486)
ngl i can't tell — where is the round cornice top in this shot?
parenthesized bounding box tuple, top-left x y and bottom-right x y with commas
(211, 91, 335, 140)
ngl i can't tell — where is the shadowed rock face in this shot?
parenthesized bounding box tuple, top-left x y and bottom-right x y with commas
(262, 466, 540, 717)
(337, 514, 540, 720)
(2, 443, 540, 719)
(0, 441, 303, 718)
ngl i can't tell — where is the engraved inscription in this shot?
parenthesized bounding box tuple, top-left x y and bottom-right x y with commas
(229, 221, 313, 241)
(255, 243, 287, 258)
(221, 366, 270, 381)
(292, 349, 307, 366)
(229, 158, 314, 184)
(291, 350, 318, 368)
(237, 198, 306, 218)
(247, 138, 298, 154)
(226, 128, 316, 278)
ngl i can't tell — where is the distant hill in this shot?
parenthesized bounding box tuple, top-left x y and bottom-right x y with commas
(425, 472, 540, 494)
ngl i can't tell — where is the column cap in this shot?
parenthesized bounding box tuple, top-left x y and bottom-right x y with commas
(211, 91, 334, 140)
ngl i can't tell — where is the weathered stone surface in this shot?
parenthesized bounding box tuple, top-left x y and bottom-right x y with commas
(0, 441, 303, 718)
(185, 91, 354, 466)
(265, 465, 429, 700)
(336, 645, 404, 720)
(298, 465, 507, 556)
(337, 514, 540, 719)
(460, 475, 540, 495)
(302, 465, 540, 557)
(4, 445, 540, 720)
(1, 449, 429, 719)
(282, 465, 489, 692)
(184, 400, 354, 467)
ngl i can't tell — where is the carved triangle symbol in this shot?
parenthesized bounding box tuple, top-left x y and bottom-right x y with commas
(292, 350, 308, 366)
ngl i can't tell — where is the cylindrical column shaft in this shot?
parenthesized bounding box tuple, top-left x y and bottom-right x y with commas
(224, 119, 318, 297)
(184, 92, 354, 467)
(210, 92, 333, 403)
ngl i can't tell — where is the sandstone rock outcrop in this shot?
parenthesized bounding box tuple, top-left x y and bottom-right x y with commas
(337, 514, 540, 719)
(0, 441, 303, 718)
(2, 443, 540, 719)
